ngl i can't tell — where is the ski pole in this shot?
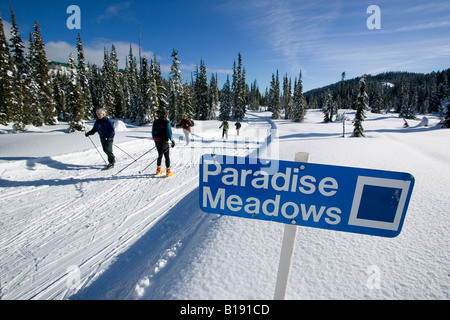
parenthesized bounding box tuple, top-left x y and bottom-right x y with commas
(138, 147, 170, 174)
(115, 144, 136, 161)
(87, 134, 108, 166)
(113, 146, 156, 177)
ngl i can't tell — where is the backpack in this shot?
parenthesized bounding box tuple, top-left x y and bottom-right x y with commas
(153, 118, 169, 140)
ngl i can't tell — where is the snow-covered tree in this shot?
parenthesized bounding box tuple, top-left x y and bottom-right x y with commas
(232, 53, 246, 120)
(182, 81, 195, 119)
(137, 56, 153, 124)
(77, 34, 93, 119)
(67, 53, 85, 132)
(109, 45, 124, 118)
(29, 21, 57, 125)
(0, 11, 13, 124)
(248, 80, 261, 111)
(209, 73, 219, 120)
(194, 59, 209, 120)
(282, 74, 293, 119)
(52, 70, 67, 121)
(102, 48, 115, 116)
(88, 64, 104, 114)
(125, 46, 139, 121)
(269, 71, 281, 119)
(220, 75, 232, 120)
(292, 71, 307, 122)
(352, 75, 368, 137)
(321, 89, 335, 122)
(9, 4, 30, 131)
(168, 49, 183, 122)
(150, 55, 168, 118)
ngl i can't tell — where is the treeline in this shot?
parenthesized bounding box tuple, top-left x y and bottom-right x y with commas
(0, 6, 250, 132)
(304, 70, 450, 121)
(1, 6, 449, 134)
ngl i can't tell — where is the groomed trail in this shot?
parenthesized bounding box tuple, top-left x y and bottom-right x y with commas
(0, 112, 269, 300)
(1, 110, 448, 300)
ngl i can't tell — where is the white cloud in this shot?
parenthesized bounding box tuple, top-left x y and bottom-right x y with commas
(45, 39, 155, 69)
(96, 2, 137, 24)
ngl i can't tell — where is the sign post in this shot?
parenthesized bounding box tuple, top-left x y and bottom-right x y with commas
(273, 152, 309, 300)
(199, 153, 415, 298)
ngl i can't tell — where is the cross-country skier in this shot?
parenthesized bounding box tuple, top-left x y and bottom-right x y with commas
(85, 108, 116, 170)
(235, 120, 242, 136)
(152, 110, 175, 176)
(178, 115, 193, 145)
(219, 118, 229, 139)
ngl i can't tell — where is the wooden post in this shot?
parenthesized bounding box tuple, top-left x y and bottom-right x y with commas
(274, 152, 310, 300)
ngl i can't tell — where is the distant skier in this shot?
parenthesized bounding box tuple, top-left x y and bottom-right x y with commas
(235, 120, 242, 136)
(219, 118, 229, 139)
(152, 110, 175, 176)
(85, 108, 116, 170)
(178, 115, 193, 145)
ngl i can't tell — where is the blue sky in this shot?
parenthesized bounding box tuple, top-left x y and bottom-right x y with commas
(1, 0, 449, 92)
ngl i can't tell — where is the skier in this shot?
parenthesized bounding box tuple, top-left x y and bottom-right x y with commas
(219, 118, 229, 139)
(152, 110, 175, 176)
(85, 108, 116, 170)
(235, 120, 242, 136)
(178, 115, 193, 145)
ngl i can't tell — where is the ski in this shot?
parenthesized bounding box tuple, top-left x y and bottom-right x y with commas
(142, 172, 174, 181)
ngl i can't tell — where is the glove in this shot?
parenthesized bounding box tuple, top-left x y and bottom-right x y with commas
(172, 141, 176, 148)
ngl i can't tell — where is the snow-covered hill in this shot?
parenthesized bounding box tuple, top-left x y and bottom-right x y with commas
(0, 110, 448, 300)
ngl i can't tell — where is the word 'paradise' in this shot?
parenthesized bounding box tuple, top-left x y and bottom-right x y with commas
(202, 159, 342, 225)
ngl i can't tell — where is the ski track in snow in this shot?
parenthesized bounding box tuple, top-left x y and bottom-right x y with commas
(0, 114, 266, 300)
(1, 111, 449, 300)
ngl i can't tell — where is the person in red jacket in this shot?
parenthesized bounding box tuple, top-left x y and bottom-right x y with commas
(179, 115, 193, 145)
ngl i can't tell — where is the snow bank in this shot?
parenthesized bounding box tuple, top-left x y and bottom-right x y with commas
(0, 111, 449, 300)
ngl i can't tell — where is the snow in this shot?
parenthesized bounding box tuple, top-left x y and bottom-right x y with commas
(0, 110, 449, 300)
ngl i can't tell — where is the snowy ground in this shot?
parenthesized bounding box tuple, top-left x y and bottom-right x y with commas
(0, 110, 448, 300)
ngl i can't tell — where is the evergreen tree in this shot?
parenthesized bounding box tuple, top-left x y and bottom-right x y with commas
(269, 71, 281, 119)
(9, 4, 30, 131)
(352, 75, 368, 137)
(209, 73, 219, 120)
(89, 64, 104, 113)
(138, 56, 153, 124)
(0, 10, 14, 124)
(30, 21, 57, 125)
(67, 53, 85, 132)
(102, 48, 115, 116)
(194, 59, 209, 120)
(126, 46, 140, 121)
(220, 75, 232, 120)
(122, 59, 132, 119)
(370, 81, 383, 113)
(248, 80, 261, 111)
(52, 70, 67, 121)
(182, 82, 195, 119)
(168, 49, 183, 121)
(109, 45, 124, 118)
(292, 71, 307, 122)
(26, 32, 43, 126)
(77, 34, 93, 119)
(150, 55, 168, 117)
(232, 53, 246, 120)
(282, 74, 293, 119)
(321, 89, 335, 122)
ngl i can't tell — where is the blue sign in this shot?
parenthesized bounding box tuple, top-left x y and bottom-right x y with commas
(199, 155, 415, 238)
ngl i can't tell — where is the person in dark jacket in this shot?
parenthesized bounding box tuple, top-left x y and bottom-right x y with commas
(85, 108, 116, 169)
(152, 110, 175, 176)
